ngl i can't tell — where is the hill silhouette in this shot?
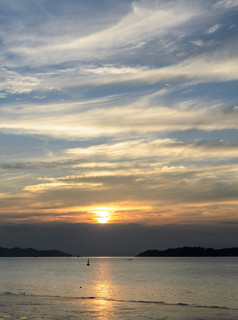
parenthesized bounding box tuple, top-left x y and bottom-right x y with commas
(136, 246, 238, 257)
(0, 247, 72, 257)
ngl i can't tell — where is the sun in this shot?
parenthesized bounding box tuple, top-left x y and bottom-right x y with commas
(92, 207, 112, 224)
(96, 211, 109, 223)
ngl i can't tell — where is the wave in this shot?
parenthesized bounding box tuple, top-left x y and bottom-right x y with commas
(1, 291, 237, 311)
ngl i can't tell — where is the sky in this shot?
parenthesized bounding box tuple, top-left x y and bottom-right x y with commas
(0, 0, 238, 255)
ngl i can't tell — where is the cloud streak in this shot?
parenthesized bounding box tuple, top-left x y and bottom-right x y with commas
(11, 2, 196, 66)
(0, 97, 238, 139)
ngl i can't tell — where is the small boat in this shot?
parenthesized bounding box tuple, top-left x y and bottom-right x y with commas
(87, 258, 90, 266)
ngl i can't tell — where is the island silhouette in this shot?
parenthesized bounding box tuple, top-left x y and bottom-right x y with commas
(136, 246, 238, 257)
(0, 247, 72, 257)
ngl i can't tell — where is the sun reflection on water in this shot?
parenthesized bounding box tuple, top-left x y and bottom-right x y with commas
(94, 259, 113, 298)
(90, 259, 115, 317)
(94, 284, 112, 314)
(96, 283, 110, 298)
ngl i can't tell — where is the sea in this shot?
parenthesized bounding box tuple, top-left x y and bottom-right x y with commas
(0, 256, 237, 319)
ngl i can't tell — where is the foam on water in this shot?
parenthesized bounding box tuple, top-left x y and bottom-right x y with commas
(1, 292, 238, 320)
(0, 291, 237, 311)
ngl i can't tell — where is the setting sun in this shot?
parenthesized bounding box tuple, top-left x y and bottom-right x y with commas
(92, 207, 112, 224)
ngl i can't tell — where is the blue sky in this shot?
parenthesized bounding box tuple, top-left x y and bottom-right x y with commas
(0, 0, 238, 252)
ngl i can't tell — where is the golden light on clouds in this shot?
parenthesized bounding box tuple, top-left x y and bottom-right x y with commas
(87, 203, 156, 224)
(0, 197, 238, 226)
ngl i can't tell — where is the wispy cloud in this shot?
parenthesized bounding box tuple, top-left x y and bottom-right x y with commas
(79, 54, 238, 85)
(16, 53, 237, 97)
(65, 139, 238, 162)
(11, 2, 196, 66)
(0, 96, 237, 139)
(213, 0, 238, 8)
(0, 68, 40, 96)
(205, 24, 221, 34)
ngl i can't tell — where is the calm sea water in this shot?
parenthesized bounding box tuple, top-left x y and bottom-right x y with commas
(0, 257, 237, 319)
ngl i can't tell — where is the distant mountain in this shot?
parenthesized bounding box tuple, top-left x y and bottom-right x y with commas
(136, 246, 238, 257)
(0, 247, 73, 257)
